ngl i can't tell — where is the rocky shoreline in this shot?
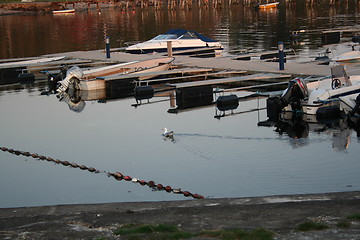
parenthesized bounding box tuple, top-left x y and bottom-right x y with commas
(1, 191, 360, 239)
(0, 2, 64, 15)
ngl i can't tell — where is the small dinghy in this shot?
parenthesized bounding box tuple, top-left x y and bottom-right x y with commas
(332, 50, 360, 63)
(55, 57, 174, 92)
(53, 9, 75, 14)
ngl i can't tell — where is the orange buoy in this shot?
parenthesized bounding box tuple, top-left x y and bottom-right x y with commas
(124, 176, 132, 181)
(147, 181, 155, 187)
(182, 191, 191, 197)
(62, 161, 70, 166)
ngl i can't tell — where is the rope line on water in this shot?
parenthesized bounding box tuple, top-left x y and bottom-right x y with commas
(0, 146, 204, 199)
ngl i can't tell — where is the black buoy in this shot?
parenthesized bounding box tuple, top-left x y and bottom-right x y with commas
(17, 71, 35, 83)
(321, 31, 340, 45)
(134, 86, 154, 100)
(352, 35, 360, 43)
(216, 95, 239, 111)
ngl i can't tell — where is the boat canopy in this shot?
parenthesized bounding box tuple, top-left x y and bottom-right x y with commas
(152, 29, 218, 43)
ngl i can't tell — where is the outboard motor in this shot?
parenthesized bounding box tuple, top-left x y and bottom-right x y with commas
(281, 77, 308, 111)
(266, 78, 308, 121)
(47, 65, 68, 92)
(57, 66, 84, 92)
(350, 94, 360, 116)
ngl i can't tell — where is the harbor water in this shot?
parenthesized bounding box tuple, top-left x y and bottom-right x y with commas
(1, 3, 360, 208)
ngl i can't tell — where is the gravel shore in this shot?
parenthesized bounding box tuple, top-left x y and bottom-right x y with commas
(1, 191, 360, 239)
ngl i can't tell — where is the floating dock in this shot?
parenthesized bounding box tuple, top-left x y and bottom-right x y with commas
(45, 49, 360, 77)
(167, 73, 291, 89)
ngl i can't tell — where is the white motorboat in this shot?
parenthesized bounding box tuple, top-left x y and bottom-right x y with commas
(332, 50, 360, 62)
(55, 57, 174, 91)
(125, 29, 223, 54)
(0, 56, 65, 69)
(52, 9, 75, 14)
(267, 65, 360, 120)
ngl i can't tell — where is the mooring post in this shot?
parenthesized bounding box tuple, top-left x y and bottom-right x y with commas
(105, 36, 110, 59)
(278, 41, 284, 70)
(167, 41, 173, 57)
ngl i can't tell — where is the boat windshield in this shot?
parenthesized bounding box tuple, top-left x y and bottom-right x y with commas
(152, 34, 178, 40)
(178, 32, 199, 39)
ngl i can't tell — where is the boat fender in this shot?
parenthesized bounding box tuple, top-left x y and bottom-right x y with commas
(316, 106, 340, 120)
(350, 94, 360, 116)
(331, 78, 341, 89)
(216, 94, 239, 111)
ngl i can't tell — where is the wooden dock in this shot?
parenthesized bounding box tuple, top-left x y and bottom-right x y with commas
(234, 49, 294, 61)
(47, 49, 360, 77)
(3, 46, 360, 96)
(167, 73, 292, 89)
(99, 68, 215, 81)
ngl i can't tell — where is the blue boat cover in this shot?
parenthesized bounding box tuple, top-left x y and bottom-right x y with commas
(164, 29, 217, 42)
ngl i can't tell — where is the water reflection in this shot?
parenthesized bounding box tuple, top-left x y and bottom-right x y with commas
(1, 3, 360, 208)
(55, 83, 136, 112)
(1, 3, 360, 59)
(258, 111, 360, 152)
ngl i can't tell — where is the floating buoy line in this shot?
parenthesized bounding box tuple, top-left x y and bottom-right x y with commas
(0, 146, 204, 199)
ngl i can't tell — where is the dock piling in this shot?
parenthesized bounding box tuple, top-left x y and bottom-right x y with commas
(105, 36, 110, 59)
(167, 41, 173, 57)
(278, 41, 285, 70)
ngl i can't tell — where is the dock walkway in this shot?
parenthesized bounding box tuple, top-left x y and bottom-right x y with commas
(168, 73, 291, 89)
(48, 50, 360, 77)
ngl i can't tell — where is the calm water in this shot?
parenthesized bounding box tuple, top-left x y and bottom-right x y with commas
(1, 3, 360, 208)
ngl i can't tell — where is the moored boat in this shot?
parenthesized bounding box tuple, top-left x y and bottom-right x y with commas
(53, 9, 75, 14)
(332, 50, 360, 63)
(266, 65, 360, 121)
(254, 1, 279, 9)
(125, 29, 223, 54)
(56, 57, 175, 92)
(0, 56, 65, 69)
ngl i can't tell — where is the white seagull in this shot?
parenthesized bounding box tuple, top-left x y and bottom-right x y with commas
(162, 128, 174, 138)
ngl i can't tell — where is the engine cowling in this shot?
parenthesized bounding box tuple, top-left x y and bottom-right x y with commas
(57, 66, 84, 92)
(281, 77, 308, 110)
